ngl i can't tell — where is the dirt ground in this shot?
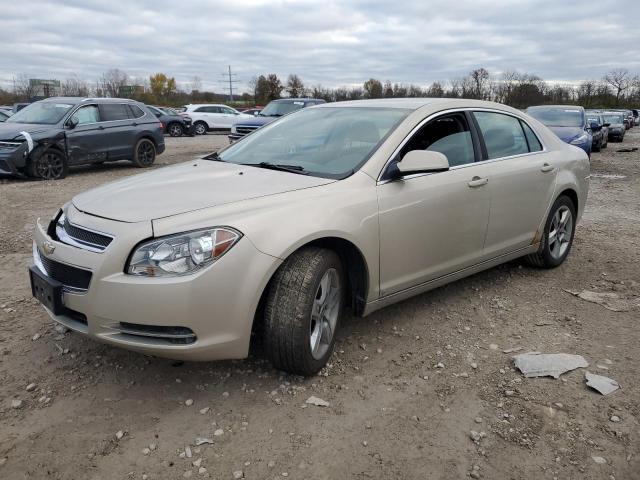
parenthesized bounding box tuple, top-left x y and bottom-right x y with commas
(1, 130, 639, 480)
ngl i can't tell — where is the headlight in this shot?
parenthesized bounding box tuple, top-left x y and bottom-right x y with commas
(127, 227, 241, 276)
(231, 125, 237, 134)
(570, 133, 589, 145)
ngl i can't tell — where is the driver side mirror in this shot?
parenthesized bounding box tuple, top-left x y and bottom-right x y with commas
(253, 111, 259, 116)
(396, 150, 450, 176)
(66, 117, 78, 129)
(603, 122, 610, 127)
(589, 122, 601, 131)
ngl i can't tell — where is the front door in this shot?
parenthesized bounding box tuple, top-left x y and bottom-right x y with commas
(65, 104, 107, 164)
(377, 112, 491, 296)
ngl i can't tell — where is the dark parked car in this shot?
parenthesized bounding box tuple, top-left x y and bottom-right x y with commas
(0, 97, 165, 179)
(228, 98, 325, 142)
(526, 105, 592, 157)
(633, 109, 639, 126)
(147, 105, 193, 137)
(601, 112, 626, 142)
(585, 111, 608, 151)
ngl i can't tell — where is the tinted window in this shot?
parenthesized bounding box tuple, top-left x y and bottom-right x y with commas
(526, 107, 584, 127)
(222, 107, 236, 114)
(194, 106, 209, 113)
(129, 105, 146, 118)
(401, 113, 475, 167)
(474, 112, 529, 159)
(100, 103, 131, 121)
(520, 121, 542, 152)
(72, 105, 100, 125)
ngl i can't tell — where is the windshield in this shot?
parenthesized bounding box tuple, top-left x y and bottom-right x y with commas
(218, 107, 409, 178)
(260, 101, 306, 117)
(161, 107, 179, 115)
(602, 114, 624, 124)
(527, 107, 584, 127)
(7, 102, 74, 125)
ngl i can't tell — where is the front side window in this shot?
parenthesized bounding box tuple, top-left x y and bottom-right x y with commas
(7, 102, 74, 125)
(100, 103, 131, 121)
(474, 112, 529, 159)
(400, 113, 476, 167)
(222, 107, 236, 115)
(72, 105, 100, 125)
(218, 107, 409, 179)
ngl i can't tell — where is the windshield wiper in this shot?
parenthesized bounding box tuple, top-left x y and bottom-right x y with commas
(202, 151, 225, 162)
(247, 162, 309, 175)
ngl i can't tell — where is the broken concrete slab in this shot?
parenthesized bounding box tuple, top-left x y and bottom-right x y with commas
(513, 352, 588, 379)
(563, 289, 634, 312)
(305, 396, 330, 407)
(585, 372, 620, 396)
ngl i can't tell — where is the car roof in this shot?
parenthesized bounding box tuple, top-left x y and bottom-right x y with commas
(315, 98, 530, 112)
(526, 104, 584, 111)
(270, 98, 324, 103)
(185, 103, 232, 108)
(40, 97, 140, 104)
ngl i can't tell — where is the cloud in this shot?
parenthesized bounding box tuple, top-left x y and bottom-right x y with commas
(0, 0, 638, 92)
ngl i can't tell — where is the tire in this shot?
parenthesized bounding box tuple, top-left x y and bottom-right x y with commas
(593, 139, 601, 152)
(263, 247, 344, 376)
(28, 148, 68, 180)
(194, 122, 207, 135)
(132, 138, 156, 168)
(526, 195, 576, 269)
(168, 123, 184, 137)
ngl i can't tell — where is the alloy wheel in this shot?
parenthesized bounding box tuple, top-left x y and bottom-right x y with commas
(195, 123, 206, 135)
(36, 151, 64, 179)
(137, 141, 155, 166)
(309, 268, 341, 360)
(548, 205, 573, 260)
(169, 124, 183, 137)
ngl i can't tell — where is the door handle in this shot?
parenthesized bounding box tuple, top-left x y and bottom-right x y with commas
(467, 176, 489, 188)
(131, 122, 138, 126)
(97, 125, 105, 130)
(541, 163, 554, 173)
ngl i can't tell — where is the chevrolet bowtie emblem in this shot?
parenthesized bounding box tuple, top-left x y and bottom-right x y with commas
(42, 240, 56, 255)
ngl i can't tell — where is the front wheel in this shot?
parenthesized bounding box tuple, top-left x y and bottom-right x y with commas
(526, 195, 576, 268)
(28, 149, 68, 180)
(132, 138, 156, 168)
(263, 247, 344, 376)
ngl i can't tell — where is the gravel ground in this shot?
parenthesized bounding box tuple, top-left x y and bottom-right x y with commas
(0, 130, 638, 479)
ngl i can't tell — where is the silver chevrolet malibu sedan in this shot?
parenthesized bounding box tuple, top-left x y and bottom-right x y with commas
(31, 99, 590, 375)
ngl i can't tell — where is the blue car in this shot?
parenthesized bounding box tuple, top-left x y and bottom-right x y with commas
(228, 98, 325, 142)
(525, 105, 593, 157)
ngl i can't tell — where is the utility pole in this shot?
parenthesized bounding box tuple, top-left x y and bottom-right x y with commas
(220, 65, 239, 103)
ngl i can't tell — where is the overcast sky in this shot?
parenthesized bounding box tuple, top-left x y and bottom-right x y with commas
(1, 0, 639, 93)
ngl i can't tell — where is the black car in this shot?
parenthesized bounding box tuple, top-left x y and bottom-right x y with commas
(228, 98, 325, 142)
(0, 97, 165, 179)
(147, 105, 193, 137)
(585, 112, 608, 151)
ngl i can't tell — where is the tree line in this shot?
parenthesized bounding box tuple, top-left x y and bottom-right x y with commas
(2, 67, 639, 110)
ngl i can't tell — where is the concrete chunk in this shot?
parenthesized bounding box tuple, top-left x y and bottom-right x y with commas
(513, 352, 588, 378)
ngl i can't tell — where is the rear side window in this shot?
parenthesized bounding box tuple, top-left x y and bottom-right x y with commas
(401, 112, 476, 167)
(520, 120, 543, 152)
(474, 112, 529, 159)
(100, 103, 131, 121)
(129, 105, 146, 118)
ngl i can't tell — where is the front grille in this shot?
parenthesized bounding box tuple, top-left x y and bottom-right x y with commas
(56, 215, 113, 252)
(38, 248, 92, 291)
(116, 322, 197, 345)
(236, 126, 259, 136)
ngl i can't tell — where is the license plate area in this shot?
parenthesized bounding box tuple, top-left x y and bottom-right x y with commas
(29, 266, 64, 315)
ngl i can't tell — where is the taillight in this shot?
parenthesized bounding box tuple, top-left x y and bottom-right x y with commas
(159, 122, 164, 130)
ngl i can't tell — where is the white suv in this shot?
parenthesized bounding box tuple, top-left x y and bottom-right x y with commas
(182, 104, 252, 135)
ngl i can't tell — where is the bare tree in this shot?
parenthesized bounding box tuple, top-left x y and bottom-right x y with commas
(13, 74, 36, 101)
(285, 74, 305, 97)
(603, 69, 631, 105)
(100, 69, 129, 98)
(61, 75, 90, 97)
(189, 75, 202, 93)
(426, 82, 444, 97)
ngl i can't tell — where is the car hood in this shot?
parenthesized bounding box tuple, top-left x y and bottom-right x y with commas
(233, 116, 277, 128)
(0, 122, 58, 141)
(72, 160, 335, 222)
(548, 126, 586, 142)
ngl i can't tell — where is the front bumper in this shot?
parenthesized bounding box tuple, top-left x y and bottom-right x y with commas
(0, 141, 28, 175)
(32, 206, 281, 361)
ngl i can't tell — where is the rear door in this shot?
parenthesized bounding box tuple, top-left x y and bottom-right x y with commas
(65, 104, 108, 164)
(219, 106, 239, 128)
(97, 103, 137, 160)
(473, 111, 558, 257)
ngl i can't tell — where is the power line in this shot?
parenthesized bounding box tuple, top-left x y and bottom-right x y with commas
(219, 65, 240, 102)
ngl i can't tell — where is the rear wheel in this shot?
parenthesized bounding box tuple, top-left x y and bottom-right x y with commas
(526, 195, 576, 268)
(28, 149, 68, 180)
(168, 123, 184, 137)
(194, 122, 207, 135)
(132, 138, 156, 167)
(263, 247, 344, 376)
